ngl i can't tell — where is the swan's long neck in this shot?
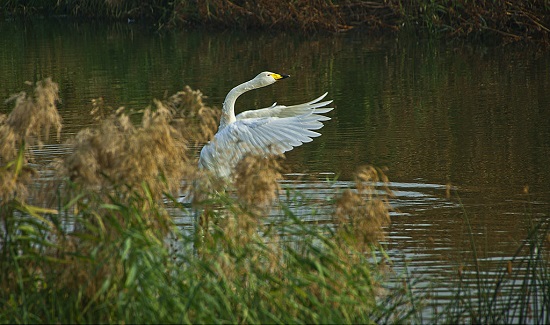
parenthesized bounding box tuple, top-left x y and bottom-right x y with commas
(219, 80, 257, 130)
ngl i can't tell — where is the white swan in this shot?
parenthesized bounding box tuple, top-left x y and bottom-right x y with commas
(198, 71, 333, 179)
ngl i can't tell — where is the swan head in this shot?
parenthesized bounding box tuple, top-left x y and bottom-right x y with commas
(251, 71, 290, 88)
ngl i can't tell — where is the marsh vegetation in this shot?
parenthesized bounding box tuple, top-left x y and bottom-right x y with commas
(2, 0, 549, 43)
(0, 79, 395, 323)
(1, 79, 548, 323)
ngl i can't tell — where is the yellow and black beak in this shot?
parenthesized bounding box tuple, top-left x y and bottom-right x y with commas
(272, 73, 290, 80)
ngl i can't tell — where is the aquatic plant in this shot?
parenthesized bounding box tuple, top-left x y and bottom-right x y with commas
(437, 190, 550, 324)
(0, 78, 61, 203)
(0, 78, 400, 324)
(1, 78, 548, 324)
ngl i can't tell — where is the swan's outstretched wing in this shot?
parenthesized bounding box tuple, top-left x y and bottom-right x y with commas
(236, 92, 332, 120)
(199, 96, 333, 179)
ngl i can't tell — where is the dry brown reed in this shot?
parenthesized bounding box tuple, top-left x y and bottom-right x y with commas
(36, 85, 220, 303)
(199, 164, 392, 303)
(188, 0, 346, 31)
(334, 165, 392, 251)
(0, 78, 62, 204)
(36, 85, 219, 248)
(59, 85, 219, 198)
(61, 103, 186, 195)
(163, 85, 220, 146)
(3, 78, 62, 149)
(214, 154, 285, 244)
(234, 154, 283, 209)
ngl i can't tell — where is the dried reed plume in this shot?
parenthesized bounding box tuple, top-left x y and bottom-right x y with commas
(215, 154, 285, 243)
(334, 165, 392, 250)
(163, 85, 220, 146)
(234, 154, 283, 209)
(1, 78, 62, 204)
(42, 86, 220, 300)
(59, 86, 219, 199)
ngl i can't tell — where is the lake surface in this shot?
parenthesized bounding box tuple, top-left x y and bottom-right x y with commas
(2, 19, 550, 315)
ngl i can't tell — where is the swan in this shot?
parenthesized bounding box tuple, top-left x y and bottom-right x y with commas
(198, 71, 333, 179)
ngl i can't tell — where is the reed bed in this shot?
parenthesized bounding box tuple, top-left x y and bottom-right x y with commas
(3, 0, 549, 43)
(0, 78, 401, 323)
(1, 79, 548, 323)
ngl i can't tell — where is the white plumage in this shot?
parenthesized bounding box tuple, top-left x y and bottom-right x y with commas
(199, 71, 333, 179)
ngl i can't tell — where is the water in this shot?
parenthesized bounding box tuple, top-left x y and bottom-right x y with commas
(2, 19, 550, 316)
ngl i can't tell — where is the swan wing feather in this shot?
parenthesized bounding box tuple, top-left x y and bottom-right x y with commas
(199, 110, 331, 178)
(236, 92, 333, 120)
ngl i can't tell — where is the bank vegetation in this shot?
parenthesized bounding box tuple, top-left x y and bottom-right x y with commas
(2, 0, 550, 44)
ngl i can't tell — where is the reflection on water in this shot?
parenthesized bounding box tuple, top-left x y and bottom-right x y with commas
(2, 19, 550, 318)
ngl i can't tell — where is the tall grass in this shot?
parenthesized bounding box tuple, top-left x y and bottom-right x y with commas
(437, 191, 550, 324)
(1, 78, 548, 323)
(0, 78, 403, 323)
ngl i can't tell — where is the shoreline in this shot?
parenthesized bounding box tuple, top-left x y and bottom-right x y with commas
(2, 0, 549, 45)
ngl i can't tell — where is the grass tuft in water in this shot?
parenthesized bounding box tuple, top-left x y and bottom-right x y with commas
(334, 165, 392, 251)
(1, 78, 62, 203)
(436, 189, 550, 324)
